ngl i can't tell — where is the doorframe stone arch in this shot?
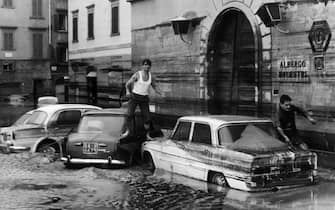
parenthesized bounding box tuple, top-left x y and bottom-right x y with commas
(198, 1, 272, 116)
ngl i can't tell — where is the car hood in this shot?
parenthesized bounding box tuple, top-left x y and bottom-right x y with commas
(0, 124, 42, 134)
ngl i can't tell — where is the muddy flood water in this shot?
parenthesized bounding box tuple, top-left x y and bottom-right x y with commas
(2, 100, 335, 209)
(1, 152, 335, 210)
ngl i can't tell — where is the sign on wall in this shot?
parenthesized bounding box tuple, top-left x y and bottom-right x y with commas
(278, 56, 310, 82)
(308, 20, 331, 53)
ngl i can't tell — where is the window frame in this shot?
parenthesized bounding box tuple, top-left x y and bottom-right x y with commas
(86, 4, 95, 40)
(72, 10, 78, 43)
(2, 29, 15, 51)
(54, 10, 68, 32)
(32, 32, 43, 58)
(110, 0, 120, 36)
(31, 0, 43, 18)
(2, 61, 15, 72)
(171, 120, 192, 142)
(2, 0, 13, 8)
(56, 110, 82, 126)
(191, 122, 212, 146)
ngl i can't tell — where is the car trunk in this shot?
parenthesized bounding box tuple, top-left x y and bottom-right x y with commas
(66, 133, 119, 159)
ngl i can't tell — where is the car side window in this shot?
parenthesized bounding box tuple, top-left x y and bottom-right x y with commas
(171, 121, 191, 141)
(218, 126, 233, 145)
(191, 123, 212, 145)
(56, 110, 82, 126)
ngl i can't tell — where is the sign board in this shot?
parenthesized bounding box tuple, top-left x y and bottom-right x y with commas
(4, 52, 12, 57)
(278, 56, 310, 82)
(314, 55, 324, 71)
(308, 20, 331, 52)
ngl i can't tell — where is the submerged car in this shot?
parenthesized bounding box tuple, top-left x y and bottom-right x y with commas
(0, 104, 101, 155)
(142, 115, 318, 192)
(61, 109, 149, 167)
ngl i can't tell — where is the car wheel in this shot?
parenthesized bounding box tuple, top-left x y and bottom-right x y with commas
(210, 172, 227, 187)
(143, 152, 155, 173)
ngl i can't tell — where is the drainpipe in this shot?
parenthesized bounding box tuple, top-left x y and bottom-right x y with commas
(48, 0, 51, 45)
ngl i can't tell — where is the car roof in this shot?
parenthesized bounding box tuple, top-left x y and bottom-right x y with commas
(83, 108, 127, 116)
(179, 115, 273, 127)
(35, 104, 102, 115)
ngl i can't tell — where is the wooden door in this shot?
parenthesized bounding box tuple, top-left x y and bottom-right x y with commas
(208, 10, 258, 116)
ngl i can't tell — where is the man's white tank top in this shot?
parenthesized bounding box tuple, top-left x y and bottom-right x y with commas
(133, 71, 151, 96)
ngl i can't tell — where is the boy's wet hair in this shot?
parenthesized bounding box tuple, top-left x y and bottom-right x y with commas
(142, 58, 152, 66)
(280, 94, 292, 104)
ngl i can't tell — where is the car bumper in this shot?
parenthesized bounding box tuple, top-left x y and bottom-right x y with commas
(0, 144, 30, 153)
(61, 156, 126, 165)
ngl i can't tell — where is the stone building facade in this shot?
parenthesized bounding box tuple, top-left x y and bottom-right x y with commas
(49, 0, 68, 103)
(0, 0, 50, 101)
(128, 0, 335, 152)
(68, 0, 131, 107)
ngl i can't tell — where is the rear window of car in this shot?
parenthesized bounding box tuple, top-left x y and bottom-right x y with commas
(26, 111, 47, 125)
(77, 114, 126, 135)
(218, 122, 278, 145)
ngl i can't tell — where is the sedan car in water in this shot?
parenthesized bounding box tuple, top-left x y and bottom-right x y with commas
(0, 104, 101, 155)
(142, 115, 318, 192)
(61, 109, 148, 167)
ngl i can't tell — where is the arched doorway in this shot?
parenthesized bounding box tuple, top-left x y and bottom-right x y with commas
(207, 9, 260, 116)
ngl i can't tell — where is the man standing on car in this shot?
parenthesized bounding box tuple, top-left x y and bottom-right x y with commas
(277, 94, 316, 150)
(125, 58, 162, 133)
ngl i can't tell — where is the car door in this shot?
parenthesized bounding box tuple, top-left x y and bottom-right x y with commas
(48, 109, 82, 138)
(161, 120, 192, 175)
(185, 122, 214, 181)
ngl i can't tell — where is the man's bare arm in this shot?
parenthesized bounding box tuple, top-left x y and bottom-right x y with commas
(125, 72, 138, 95)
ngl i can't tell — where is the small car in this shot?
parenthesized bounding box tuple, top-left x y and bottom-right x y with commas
(61, 109, 148, 167)
(0, 104, 101, 155)
(142, 115, 318, 192)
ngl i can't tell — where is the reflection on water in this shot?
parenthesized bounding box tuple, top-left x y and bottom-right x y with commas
(153, 169, 335, 210)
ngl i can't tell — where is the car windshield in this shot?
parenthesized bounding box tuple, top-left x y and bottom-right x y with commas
(26, 111, 48, 126)
(77, 114, 126, 135)
(218, 122, 278, 144)
(13, 112, 32, 126)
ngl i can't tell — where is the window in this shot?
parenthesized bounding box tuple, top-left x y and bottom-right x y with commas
(57, 110, 82, 126)
(54, 11, 67, 31)
(2, 31, 14, 51)
(87, 5, 94, 39)
(110, 0, 119, 35)
(3, 0, 13, 8)
(32, 33, 43, 58)
(2, 61, 15, 72)
(218, 122, 279, 145)
(32, 0, 42, 17)
(171, 121, 191, 141)
(56, 44, 67, 63)
(72, 10, 78, 42)
(192, 123, 212, 145)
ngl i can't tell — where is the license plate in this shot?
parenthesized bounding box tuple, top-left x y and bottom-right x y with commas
(83, 143, 98, 154)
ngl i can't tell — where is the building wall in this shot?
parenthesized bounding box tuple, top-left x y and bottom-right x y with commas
(68, 0, 131, 107)
(0, 0, 50, 97)
(129, 0, 272, 116)
(50, 0, 68, 102)
(129, 0, 335, 151)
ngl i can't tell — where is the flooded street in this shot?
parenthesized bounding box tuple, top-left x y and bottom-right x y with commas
(1, 101, 335, 209)
(1, 152, 335, 209)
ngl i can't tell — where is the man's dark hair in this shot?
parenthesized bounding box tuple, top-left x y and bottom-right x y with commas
(142, 58, 152, 66)
(280, 94, 292, 104)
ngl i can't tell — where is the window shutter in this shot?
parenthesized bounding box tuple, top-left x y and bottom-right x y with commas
(54, 14, 59, 31)
(111, 6, 119, 34)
